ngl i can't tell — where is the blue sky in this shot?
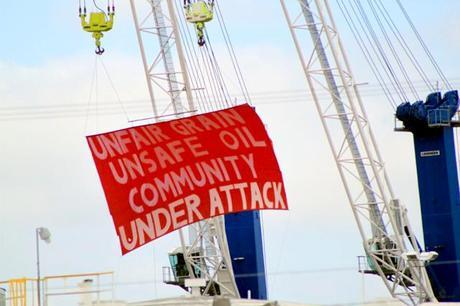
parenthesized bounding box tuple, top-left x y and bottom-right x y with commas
(1, 1, 460, 305)
(0, 1, 457, 68)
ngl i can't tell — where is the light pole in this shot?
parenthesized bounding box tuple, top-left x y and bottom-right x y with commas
(36, 227, 51, 306)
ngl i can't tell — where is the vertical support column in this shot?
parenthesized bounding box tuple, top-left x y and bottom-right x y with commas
(225, 211, 267, 299)
(129, 0, 158, 117)
(165, 0, 195, 112)
(412, 127, 460, 301)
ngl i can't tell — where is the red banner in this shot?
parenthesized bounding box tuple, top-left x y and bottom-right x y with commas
(87, 104, 288, 254)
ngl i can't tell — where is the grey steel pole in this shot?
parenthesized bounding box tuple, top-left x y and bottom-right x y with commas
(36, 229, 41, 306)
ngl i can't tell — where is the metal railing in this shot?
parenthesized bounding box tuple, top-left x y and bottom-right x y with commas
(427, 108, 451, 127)
(0, 272, 114, 306)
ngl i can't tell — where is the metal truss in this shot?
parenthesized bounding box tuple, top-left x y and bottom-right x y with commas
(129, 0, 238, 297)
(182, 218, 240, 297)
(129, 0, 195, 118)
(280, 0, 436, 304)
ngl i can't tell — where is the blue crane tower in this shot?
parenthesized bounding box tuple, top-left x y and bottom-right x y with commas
(396, 90, 460, 301)
(225, 211, 267, 299)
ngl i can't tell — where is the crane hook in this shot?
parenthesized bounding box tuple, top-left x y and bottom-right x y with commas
(80, 0, 114, 55)
(95, 46, 105, 55)
(184, 1, 213, 47)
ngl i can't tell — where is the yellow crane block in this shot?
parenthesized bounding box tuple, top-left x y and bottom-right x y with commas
(80, 11, 115, 55)
(185, 1, 214, 46)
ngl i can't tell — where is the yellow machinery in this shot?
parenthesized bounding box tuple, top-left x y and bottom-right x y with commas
(184, 0, 214, 46)
(0, 278, 30, 306)
(79, 1, 115, 55)
(0, 272, 114, 306)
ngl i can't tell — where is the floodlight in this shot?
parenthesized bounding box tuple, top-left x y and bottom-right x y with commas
(36, 227, 51, 306)
(37, 227, 51, 243)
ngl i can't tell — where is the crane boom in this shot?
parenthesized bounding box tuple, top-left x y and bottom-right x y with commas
(280, 0, 436, 304)
(129, 0, 194, 117)
(299, 0, 385, 239)
(128, 0, 239, 297)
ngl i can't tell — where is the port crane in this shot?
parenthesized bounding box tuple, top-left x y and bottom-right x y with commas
(280, 1, 439, 304)
(80, 0, 243, 297)
(78, 0, 270, 299)
(125, 0, 266, 299)
(80, 0, 457, 303)
(127, 0, 239, 297)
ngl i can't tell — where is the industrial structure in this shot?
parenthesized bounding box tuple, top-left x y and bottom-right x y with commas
(281, 0, 460, 304)
(2, 1, 460, 306)
(396, 91, 460, 301)
(126, 0, 266, 300)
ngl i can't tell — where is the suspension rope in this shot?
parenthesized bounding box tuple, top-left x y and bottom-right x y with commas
(337, 0, 397, 110)
(204, 30, 232, 107)
(365, 0, 420, 101)
(375, 0, 434, 92)
(92, 0, 105, 13)
(99, 57, 130, 122)
(174, 0, 210, 112)
(84, 54, 130, 133)
(395, 0, 452, 90)
(198, 38, 228, 110)
(84, 55, 99, 132)
(94, 55, 99, 130)
(340, 0, 453, 109)
(191, 24, 227, 110)
(177, 0, 252, 112)
(214, 1, 252, 104)
(199, 46, 224, 110)
(352, 0, 409, 102)
(175, 0, 217, 112)
(79, 0, 87, 15)
(347, 0, 407, 104)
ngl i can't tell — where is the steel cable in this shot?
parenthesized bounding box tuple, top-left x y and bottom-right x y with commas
(375, 0, 434, 92)
(337, 0, 396, 110)
(346, 1, 407, 105)
(395, 0, 452, 90)
(174, 0, 209, 113)
(365, 0, 420, 101)
(214, 1, 252, 104)
(352, 0, 409, 102)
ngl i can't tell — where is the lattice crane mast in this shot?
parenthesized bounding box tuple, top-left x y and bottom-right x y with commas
(280, 1, 437, 304)
(127, 0, 239, 297)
